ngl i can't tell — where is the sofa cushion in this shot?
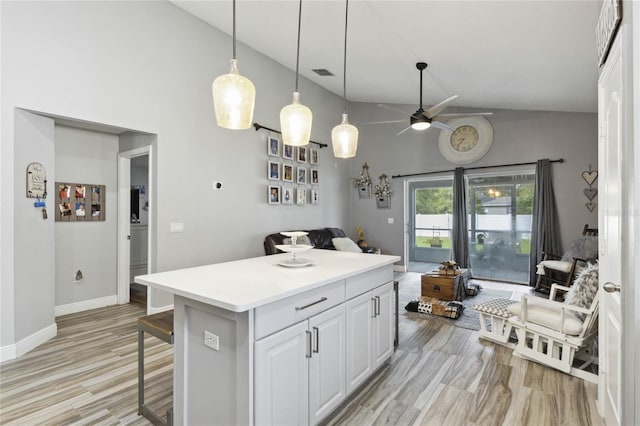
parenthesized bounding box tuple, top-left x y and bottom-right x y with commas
(563, 263, 598, 319)
(307, 229, 336, 250)
(332, 237, 362, 253)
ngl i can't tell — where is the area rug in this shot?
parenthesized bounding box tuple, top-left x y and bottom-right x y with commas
(398, 272, 513, 331)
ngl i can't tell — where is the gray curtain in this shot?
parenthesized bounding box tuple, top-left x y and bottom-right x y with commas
(452, 167, 470, 268)
(529, 159, 563, 286)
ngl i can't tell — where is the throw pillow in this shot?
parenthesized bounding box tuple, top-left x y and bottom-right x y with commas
(563, 263, 599, 320)
(561, 236, 598, 263)
(332, 237, 362, 253)
(283, 235, 313, 247)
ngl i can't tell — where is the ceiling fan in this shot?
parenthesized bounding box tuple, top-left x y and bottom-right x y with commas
(368, 62, 493, 136)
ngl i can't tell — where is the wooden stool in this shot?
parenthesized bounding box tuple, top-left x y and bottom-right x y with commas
(138, 310, 174, 426)
(474, 298, 518, 347)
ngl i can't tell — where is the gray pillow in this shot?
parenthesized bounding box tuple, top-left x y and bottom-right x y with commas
(561, 236, 598, 262)
(283, 235, 313, 247)
(564, 263, 599, 320)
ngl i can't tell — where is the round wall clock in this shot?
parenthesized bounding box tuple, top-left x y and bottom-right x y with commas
(438, 116, 494, 164)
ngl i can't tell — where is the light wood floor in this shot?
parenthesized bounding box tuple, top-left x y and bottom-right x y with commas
(0, 288, 603, 425)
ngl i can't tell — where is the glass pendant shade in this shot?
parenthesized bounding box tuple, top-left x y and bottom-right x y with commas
(280, 91, 312, 146)
(411, 121, 431, 131)
(332, 113, 358, 158)
(212, 59, 256, 130)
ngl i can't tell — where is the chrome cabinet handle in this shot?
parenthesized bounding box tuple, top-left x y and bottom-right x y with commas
(305, 330, 312, 358)
(312, 327, 319, 353)
(375, 296, 381, 316)
(371, 298, 377, 318)
(604, 282, 621, 293)
(295, 297, 328, 311)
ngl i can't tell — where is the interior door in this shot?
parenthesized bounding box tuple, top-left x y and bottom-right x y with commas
(598, 34, 623, 426)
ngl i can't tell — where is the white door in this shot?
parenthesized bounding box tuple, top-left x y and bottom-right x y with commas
(308, 304, 346, 425)
(372, 282, 394, 368)
(345, 291, 373, 394)
(598, 35, 623, 426)
(255, 321, 309, 425)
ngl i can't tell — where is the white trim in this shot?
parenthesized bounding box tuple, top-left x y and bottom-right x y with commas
(55, 295, 118, 317)
(1, 323, 58, 361)
(146, 304, 174, 315)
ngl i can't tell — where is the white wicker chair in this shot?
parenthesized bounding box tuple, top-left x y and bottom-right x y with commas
(507, 282, 599, 383)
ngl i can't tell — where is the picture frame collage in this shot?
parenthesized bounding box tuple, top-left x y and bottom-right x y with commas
(55, 182, 106, 221)
(267, 135, 319, 205)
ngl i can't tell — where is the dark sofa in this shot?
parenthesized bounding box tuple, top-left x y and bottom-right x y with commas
(264, 227, 374, 255)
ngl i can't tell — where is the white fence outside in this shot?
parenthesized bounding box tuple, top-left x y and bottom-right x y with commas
(415, 214, 533, 238)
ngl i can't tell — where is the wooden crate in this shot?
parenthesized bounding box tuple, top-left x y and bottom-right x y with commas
(421, 274, 458, 301)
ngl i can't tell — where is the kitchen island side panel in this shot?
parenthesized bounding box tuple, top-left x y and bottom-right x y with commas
(174, 295, 253, 426)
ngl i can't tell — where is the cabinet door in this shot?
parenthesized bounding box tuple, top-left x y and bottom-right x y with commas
(309, 304, 346, 424)
(255, 321, 309, 426)
(372, 282, 394, 368)
(345, 291, 373, 394)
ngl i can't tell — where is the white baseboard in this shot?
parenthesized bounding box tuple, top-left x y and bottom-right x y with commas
(55, 295, 118, 317)
(1, 323, 58, 362)
(394, 264, 407, 273)
(146, 304, 174, 315)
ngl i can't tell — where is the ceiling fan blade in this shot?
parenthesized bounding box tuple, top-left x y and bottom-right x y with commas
(396, 126, 411, 136)
(431, 121, 455, 131)
(436, 112, 494, 120)
(423, 95, 459, 119)
(360, 119, 407, 125)
(377, 103, 411, 116)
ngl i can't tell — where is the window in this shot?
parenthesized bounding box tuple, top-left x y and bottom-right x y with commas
(409, 179, 453, 263)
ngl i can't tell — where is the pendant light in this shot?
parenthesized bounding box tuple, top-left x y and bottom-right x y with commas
(331, 0, 358, 158)
(212, 0, 255, 130)
(280, 0, 312, 146)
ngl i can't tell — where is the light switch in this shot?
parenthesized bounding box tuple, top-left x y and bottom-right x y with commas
(388, 218, 394, 224)
(170, 222, 184, 233)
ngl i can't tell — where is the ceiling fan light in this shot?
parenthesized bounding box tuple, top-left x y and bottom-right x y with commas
(411, 121, 431, 131)
(280, 91, 313, 146)
(212, 59, 256, 130)
(332, 113, 358, 158)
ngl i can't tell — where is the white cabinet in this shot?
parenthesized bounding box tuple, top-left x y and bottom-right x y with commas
(255, 304, 346, 425)
(255, 321, 309, 426)
(346, 281, 394, 394)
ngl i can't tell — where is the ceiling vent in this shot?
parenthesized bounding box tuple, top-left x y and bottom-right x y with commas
(312, 68, 334, 76)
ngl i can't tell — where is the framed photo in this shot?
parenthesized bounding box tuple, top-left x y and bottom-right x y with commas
(268, 161, 280, 180)
(296, 187, 306, 205)
(56, 181, 105, 221)
(282, 164, 294, 182)
(297, 167, 307, 184)
(297, 146, 307, 163)
(310, 189, 319, 205)
(283, 144, 294, 160)
(311, 169, 319, 184)
(268, 136, 280, 157)
(268, 185, 280, 204)
(281, 187, 293, 204)
(310, 148, 319, 164)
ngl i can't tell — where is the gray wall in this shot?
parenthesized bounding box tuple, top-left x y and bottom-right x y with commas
(348, 103, 598, 265)
(13, 110, 56, 344)
(1, 1, 350, 348)
(54, 126, 118, 307)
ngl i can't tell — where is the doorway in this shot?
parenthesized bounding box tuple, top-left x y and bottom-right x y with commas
(117, 146, 153, 308)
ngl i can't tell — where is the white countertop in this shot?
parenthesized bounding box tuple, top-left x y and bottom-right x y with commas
(135, 249, 400, 312)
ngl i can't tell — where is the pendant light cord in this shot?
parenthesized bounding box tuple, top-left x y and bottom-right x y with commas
(295, 0, 303, 92)
(342, 0, 349, 113)
(232, 0, 237, 59)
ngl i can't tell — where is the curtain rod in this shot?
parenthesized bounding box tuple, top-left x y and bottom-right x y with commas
(391, 158, 564, 179)
(253, 123, 328, 148)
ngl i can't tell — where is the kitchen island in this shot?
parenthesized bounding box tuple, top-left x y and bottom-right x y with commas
(136, 249, 400, 425)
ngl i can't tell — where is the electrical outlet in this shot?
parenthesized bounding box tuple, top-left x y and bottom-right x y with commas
(204, 330, 219, 351)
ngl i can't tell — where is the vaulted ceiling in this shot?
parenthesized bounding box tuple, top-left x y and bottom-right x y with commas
(172, 0, 601, 114)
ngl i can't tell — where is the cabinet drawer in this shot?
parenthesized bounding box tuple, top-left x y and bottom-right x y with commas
(421, 275, 456, 300)
(255, 280, 345, 340)
(345, 266, 393, 300)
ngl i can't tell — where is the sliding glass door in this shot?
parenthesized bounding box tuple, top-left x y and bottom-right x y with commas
(466, 172, 535, 283)
(408, 179, 453, 264)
